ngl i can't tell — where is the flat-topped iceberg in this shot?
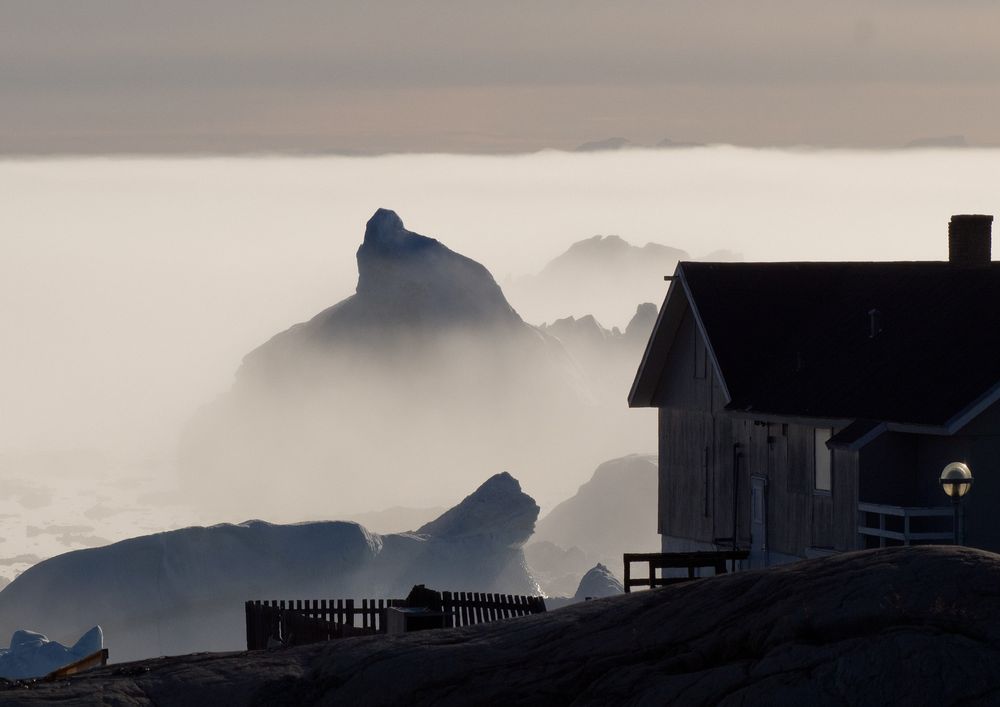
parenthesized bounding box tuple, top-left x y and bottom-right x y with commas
(0, 475, 538, 662)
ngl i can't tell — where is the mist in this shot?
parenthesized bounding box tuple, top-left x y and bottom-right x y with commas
(2, 146, 999, 574)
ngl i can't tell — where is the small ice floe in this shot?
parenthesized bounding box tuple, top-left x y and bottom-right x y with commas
(0, 625, 103, 679)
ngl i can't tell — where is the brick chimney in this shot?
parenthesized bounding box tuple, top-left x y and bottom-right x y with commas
(949, 214, 993, 265)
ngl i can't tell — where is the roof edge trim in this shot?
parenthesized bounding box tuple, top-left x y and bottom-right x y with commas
(724, 409, 853, 428)
(828, 421, 889, 451)
(945, 379, 1000, 434)
(681, 266, 732, 403)
(628, 265, 685, 407)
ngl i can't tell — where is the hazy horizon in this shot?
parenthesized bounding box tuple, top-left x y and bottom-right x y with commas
(5, 146, 999, 455)
(3, 146, 1000, 580)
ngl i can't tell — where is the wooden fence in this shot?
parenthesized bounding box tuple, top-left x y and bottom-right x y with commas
(441, 591, 546, 627)
(246, 590, 546, 650)
(245, 598, 406, 649)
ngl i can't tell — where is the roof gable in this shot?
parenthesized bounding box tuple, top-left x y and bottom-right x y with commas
(632, 261, 1000, 429)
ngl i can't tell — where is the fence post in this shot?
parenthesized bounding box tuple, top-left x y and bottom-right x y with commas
(442, 591, 454, 628)
(245, 601, 252, 650)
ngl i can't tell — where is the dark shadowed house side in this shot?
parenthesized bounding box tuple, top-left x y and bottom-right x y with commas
(630, 215, 1000, 566)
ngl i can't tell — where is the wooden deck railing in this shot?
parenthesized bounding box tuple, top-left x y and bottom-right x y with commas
(623, 550, 750, 593)
(857, 502, 954, 547)
(246, 589, 547, 649)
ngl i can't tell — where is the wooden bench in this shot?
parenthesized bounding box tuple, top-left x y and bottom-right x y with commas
(623, 551, 750, 593)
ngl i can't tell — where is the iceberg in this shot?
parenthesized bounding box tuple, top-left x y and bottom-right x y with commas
(0, 626, 103, 680)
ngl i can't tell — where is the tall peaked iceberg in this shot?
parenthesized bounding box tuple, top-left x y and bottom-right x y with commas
(354, 208, 521, 326)
(180, 209, 620, 519)
(238, 208, 567, 378)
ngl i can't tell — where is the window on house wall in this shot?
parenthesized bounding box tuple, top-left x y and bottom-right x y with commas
(814, 428, 833, 492)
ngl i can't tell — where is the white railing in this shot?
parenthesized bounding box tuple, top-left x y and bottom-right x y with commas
(857, 502, 954, 547)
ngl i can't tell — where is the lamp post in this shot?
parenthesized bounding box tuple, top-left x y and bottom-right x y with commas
(940, 462, 973, 545)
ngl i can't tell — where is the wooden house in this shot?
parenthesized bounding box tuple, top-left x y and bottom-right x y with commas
(629, 215, 1000, 566)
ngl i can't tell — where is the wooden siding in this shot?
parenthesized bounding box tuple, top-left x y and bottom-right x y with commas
(660, 408, 713, 541)
(833, 449, 860, 551)
(655, 306, 863, 560)
(651, 310, 714, 412)
(767, 424, 812, 557)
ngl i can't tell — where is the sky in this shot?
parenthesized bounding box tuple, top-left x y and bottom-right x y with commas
(3, 1, 1000, 154)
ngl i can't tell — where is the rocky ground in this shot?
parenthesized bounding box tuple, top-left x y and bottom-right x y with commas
(6, 545, 1000, 705)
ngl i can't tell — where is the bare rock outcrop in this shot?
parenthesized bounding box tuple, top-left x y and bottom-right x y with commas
(6, 546, 1000, 705)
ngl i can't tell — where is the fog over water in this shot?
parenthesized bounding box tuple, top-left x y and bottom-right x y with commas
(1, 147, 998, 572)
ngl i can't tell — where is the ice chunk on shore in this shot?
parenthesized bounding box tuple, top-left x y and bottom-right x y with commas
(574, 564, 624, 600)
(0, 625, 102, 679)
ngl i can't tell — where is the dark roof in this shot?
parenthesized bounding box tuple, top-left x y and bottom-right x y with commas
(827, 419, 887, 450)
(635, 261, 1000, 427)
